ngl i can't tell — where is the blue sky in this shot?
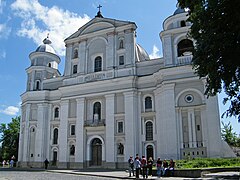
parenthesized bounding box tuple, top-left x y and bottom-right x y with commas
(0, 0, 239, 134)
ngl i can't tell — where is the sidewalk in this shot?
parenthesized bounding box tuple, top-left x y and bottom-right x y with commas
(47, 169, 240, 179)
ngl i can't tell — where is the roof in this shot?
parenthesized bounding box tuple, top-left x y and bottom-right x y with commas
(65, 17, 136, 41)
(35, 37, 56, 54)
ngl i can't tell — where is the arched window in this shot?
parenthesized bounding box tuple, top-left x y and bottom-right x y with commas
(177, 39, 194, 56)
(48, 63, 51, 67)
(180, 20, 186, 27)
(53, 128, 58, 144)
(54, 107, 59, 118)
(94, 56, 102, 72)
(70, 145, 75, 156)
(145, 96, 152, 111)
(73, 49, 78, 58)
(73, 64, 78, 74)
(93, 102, 101, 120)
(146, 121, 153, 141)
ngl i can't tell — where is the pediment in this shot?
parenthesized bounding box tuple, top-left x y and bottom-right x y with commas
(81, 22, 114, 35)
(65, 17, 136, 41)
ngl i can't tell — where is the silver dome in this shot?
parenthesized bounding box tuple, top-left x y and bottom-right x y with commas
(35, 37, 56, 54)
(136, 44, 150, 61)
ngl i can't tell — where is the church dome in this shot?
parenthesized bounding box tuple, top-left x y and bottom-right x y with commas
(35, 36, 56, 54)
(173, 7, 186, 15)
(136, 44, 150, 61)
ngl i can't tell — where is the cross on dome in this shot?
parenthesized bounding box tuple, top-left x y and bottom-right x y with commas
(95, 4, 103, 18)
(43, 33, 52, 44)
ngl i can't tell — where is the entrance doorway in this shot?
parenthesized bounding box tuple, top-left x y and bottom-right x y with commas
(91, 138, 102, 166)
(52, 151, 57, 166)
(146, 145, 154, 160)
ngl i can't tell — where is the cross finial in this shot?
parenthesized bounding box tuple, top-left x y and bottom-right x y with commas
(97, 4, 102, 12)
(95, 4, 103, 18)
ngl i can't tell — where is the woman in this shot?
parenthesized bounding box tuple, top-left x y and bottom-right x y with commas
(156, 157, 163, 178)
(147, 157, 153, 176)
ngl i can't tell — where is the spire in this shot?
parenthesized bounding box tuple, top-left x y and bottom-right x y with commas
(43, 33, 52, 44)
(95, 4, 103, 18)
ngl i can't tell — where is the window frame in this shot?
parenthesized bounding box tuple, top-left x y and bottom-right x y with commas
(94, 56, 102, 72)
(117, 120, 124, 134)
(145, 121, 153, 141)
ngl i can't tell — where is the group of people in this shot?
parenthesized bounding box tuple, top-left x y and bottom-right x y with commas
(1, 155, 15, 168)
(128, 154, 175, 179)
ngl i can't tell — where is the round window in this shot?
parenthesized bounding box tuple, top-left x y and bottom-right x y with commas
(185, 94, 194, 103)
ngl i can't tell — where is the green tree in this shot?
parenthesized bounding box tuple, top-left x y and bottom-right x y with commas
(0, 116, 20, 160)
(221, 121, 239, 146)
(178, 0, 240, 121)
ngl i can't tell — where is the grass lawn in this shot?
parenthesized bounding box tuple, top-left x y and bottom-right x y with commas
(175, 157, 240, 169)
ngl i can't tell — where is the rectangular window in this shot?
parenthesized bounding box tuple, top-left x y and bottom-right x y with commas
(117, 121, 123, 133)
(73, 64, 77, 74)
(119, 55, 124, 65)
(70, 125, 75, 136)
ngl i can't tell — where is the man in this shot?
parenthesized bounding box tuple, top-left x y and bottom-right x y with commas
(128, 156, 135, 177)
(44, 158, 49, 169)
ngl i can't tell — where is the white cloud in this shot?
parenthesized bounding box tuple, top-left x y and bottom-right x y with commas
(0, 49, 6, 59)
(0, 0, 6, 14)
(149, 45, 161, 59)
(0, 106, 19, 116)
(0, 23, 11, 39)
(11, 0, 91, 56)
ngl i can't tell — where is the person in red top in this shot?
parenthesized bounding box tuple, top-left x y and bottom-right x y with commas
(141, 155, 148, 179)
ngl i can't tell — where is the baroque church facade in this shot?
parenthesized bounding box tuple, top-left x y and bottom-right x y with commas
(18, 7, 235, 169)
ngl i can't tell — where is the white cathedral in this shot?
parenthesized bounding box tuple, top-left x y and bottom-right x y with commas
(18, 7, 235, 169)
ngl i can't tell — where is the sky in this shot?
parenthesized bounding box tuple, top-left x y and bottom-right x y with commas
(0, 0, 239, 134)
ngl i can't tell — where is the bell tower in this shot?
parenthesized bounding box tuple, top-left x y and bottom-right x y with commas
(160, 6, 194, 66)
(26, 36, 61, 91)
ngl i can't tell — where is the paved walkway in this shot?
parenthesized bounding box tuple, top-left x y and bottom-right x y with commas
(1, 167, 240, 179)
(48, 169, 240, 179)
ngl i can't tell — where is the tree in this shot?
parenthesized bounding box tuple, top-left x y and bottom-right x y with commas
(0, 116, 20, 161)
(178, 0, 240, 121)
(221, 121, 238, 146)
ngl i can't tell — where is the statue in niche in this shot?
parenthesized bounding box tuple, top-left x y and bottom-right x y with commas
(118, 143, 124, 155)
(70, 145, 75, 155)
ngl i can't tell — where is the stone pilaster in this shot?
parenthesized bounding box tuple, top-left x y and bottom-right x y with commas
(79, 40, 87, 74)
(124, 91, 138, 161)
(105, 94, 115, 167)
(23, 104, 31, 162)
(35, 103, 49, 162)
(154, 83, 177, 159)
(58, 100, 69, 168)
(75, 97, 85, 168)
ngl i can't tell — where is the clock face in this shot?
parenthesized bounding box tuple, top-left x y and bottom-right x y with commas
(185, 94, 193, 103)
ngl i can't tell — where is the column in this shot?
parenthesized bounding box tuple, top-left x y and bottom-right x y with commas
(75, 98, 85, 167)
(64, 45, 73, 76)
(124, 91, 138, 161)
(46, 104, 52, 160)
(58, 100, 69, 168)
(178, 109, 183, 148)
(162, 35, 173, 66)
(105, 94, 115, 167)
(22, 104, 31, 162)
(187, 109, 196, 148)
(106, 33, 114, 70)
(187, 110, 193, 148)
(191, 109, 197, 147)
(79, 40, 86, 74)
(35, 103, 49, 162)
(154, 83, 177, 159)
